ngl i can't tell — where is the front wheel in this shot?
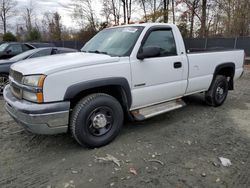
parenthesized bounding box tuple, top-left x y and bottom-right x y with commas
(0, 74, 9, 95)
(70, 93, 124, 148)
(205, 75, 228, 107)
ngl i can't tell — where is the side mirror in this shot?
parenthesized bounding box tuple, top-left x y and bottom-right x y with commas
(137, 46, 161, 60)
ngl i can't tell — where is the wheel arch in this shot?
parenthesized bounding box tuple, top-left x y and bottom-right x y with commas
(212, 62, 235, 90)
(64, 77, 132, 110)
(0, 72, 9, 76)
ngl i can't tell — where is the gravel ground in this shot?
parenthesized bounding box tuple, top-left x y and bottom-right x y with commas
(0, 67, 250, 188)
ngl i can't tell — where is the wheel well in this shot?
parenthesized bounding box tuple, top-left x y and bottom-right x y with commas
(216, 66, 235, 90)
(70, 85, 129, 111)
(0, 72, 9, 76)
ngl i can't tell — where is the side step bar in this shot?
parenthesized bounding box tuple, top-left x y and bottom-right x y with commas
(131, 99, 186, 121)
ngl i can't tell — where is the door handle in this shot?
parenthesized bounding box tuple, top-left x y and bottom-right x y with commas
(174, 62, 182, 68)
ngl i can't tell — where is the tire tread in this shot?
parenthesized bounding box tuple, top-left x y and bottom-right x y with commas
(70, 93, 123, 147)
(205, 75, 228, 107)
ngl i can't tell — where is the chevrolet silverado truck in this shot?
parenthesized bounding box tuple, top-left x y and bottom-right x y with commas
(3, 23, 244, 148)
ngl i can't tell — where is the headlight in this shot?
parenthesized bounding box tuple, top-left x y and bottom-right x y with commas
(23, 90, 38, 102)
(22, 75, 46, 103)
(23, 75, 46, 87)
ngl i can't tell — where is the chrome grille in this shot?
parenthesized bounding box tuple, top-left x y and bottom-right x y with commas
(10, 69, 23, 84)
(9, 69, 23, 99)
(10, 84, 22, 99)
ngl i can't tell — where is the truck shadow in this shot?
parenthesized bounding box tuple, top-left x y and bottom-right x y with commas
(182, 94, 207, 106)
(124, 93, 207, 127)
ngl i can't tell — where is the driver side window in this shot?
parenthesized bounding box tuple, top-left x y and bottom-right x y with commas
(143, 30, 177, 57)
(8, 44, 23, 54)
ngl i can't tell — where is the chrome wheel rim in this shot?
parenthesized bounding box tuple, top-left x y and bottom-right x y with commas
(0, 76, 9, 94)
(215, 83, 226, 103)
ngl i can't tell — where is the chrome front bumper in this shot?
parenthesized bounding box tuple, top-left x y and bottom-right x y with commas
(3, 85, 70, 135)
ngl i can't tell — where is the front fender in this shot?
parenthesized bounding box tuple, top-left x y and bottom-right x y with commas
(64, 77, 132, 108)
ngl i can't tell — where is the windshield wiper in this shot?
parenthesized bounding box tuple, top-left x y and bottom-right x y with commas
(82, 50, 118, 57)
(86, 50, 108, 55)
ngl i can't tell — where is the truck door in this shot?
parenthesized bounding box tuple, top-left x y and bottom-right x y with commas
(130, 27, 188, 109)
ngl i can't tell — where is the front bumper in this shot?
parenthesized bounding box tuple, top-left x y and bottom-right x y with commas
(3, 85, 70, 134)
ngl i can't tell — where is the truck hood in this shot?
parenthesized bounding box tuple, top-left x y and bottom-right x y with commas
(11, 52, 120, 75)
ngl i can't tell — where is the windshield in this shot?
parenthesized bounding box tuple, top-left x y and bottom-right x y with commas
(10, 49, 39, 61)
(81, 26, 144, 57)
(0, 43, 9, 52)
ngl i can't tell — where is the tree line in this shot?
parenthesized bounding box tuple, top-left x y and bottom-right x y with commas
(0, 0, 249, 42)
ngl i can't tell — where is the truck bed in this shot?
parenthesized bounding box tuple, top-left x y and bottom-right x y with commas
(185, 49, 244, 95)
(187, 47, 240, 53)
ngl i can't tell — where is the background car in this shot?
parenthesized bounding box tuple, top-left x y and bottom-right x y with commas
(0, 47, 78, 94)
(0, 42, 55, 60)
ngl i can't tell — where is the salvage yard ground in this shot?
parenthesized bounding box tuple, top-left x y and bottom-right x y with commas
(0, 66, 250, 188)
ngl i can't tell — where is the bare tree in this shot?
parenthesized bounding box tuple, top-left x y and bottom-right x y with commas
(39, 11, 62, 41)
(121, 0, 126, 23)
(111, 0, 118, 24)
(137, 0, 163, 22)
(177, 11, 189, 37)
(22, 0, 36, 33)
(180, 0, 200, 38)
(153, 0, 157, 21)
(127, 0, 132, 23)
(214, 0, 250, 37)
(200, 0, 207, 37)
(71, 0, 97, 31)
(51, 12, 62, 40)
(163, 0, 169, 23)
(40, 12, 53, 40)
(120, 0, 133, 24)
(0, 0, 17, 34)
(101, 0, 121, 25)
(138, 0, 147, 22)
(171, 0, 175, 24)
(101, 0, 112, 23)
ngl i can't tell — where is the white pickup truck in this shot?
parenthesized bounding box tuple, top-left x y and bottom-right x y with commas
(4, 23, 244, 147)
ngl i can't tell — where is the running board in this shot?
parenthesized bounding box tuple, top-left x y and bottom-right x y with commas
(131, 99, 186, 121)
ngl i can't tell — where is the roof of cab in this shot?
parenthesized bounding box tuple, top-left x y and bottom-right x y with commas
(111, 22, 175, 29)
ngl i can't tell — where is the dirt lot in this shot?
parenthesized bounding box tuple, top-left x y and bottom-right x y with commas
(1, 68, 250, 188)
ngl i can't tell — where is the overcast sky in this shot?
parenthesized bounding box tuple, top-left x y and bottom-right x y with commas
(2, 0, 147, 33)
(12, 0, 102, 29)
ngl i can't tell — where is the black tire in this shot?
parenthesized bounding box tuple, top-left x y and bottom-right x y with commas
(205, 75, 228, 107)
(0, 74, 9, 95)
(70, 93, 124, 148)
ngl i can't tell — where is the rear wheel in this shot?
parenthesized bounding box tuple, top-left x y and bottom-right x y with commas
(0, 74, 9, 95)
(205, 75, 228, 107)
(70, 93, 124, 148)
